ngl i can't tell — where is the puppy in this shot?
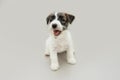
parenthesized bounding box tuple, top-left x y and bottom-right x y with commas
(45, 12, 76, 70)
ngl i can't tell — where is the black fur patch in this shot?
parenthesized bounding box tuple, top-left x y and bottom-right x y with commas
(57, 13, 69, 30)
(46, 14, 55, 24)
(57, 12, 75, 30)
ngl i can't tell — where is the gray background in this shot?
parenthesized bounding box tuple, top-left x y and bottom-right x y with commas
(0, 0, 120, 80)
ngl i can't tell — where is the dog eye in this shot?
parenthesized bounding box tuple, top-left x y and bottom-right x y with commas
(50, 19, 52, 22)
(49, 15, 55, 22)
(49, 18, 53, 22)
(61, 19, 66, 23)
(51, 15, 55, 19)
(62, 19, 65, 21)
(59, 15, 63, 18)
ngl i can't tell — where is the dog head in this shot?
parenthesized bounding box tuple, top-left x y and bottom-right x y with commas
(46, 12, 75, 36)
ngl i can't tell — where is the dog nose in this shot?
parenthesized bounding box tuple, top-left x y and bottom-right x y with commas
(52, 24, 57, 29)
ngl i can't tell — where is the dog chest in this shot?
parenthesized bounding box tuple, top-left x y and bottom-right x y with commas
(55, 36, 68, 52)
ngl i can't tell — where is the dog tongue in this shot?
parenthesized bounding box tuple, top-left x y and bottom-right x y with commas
(54, 30, 61, 36)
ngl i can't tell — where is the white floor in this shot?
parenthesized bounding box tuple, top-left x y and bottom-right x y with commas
(0, 0, 120, 80)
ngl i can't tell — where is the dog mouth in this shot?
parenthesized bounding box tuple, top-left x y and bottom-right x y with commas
(53, 30, 62, 36)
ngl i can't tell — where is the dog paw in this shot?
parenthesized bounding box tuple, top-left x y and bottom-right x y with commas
(67, 58, 76, 64)
(50, 64, 59, 71)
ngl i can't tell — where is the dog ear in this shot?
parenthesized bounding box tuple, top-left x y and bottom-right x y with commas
(46, 15, 50, 24)
(66, 13, 75, 24)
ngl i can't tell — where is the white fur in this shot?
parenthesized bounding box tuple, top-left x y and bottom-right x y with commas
(45, 12, 76, 71)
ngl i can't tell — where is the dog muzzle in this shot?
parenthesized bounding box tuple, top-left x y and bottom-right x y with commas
(53, 30, 62, 36)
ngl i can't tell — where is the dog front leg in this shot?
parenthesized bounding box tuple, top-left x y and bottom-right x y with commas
(67, 47, 76, 64)
(50, 50, 59, 70)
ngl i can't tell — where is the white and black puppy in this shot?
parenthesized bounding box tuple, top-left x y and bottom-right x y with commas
(45, 12, 76, 70)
